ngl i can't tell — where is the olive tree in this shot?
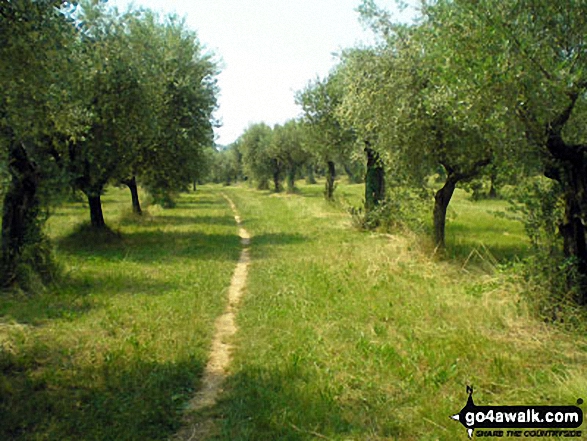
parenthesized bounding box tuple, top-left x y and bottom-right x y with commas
(297, 69, 356, 200)
(0, 0, 77, 287)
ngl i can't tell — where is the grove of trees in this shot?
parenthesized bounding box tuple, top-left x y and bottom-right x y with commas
(0, 0, 218, 288)
(214, 0, 587, 304)
(3, 0, 587, 305)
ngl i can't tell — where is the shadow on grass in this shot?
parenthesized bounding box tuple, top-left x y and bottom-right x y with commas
(445, 222, 530, 264)
(117, 214, 238, 228)
(55, 222, 240, 263)
(212, 363, 400, 440)
(446, 241, 530, 265)
(177, 198, 226, 208)
(0, 348, 206, 441)
(0, 272, 183, 326)
(57, 225, 308, 264)
(249, 233, 308, 249)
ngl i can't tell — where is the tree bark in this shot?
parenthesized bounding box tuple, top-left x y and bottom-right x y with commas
(557, 162, 587, 302)
(433, 157, 491, 249)
(364, 145, 385, 212)
(306, 164, 316, 184)
(124, 176, 142, 215)
(87, 193, 106, 228)
(286, 166, 296, 193)
(273, 170, 281, 192)
(433, 176, 457, 249)
(325, 160, 336, 200)
(543, 96, 587, 302)
(0, 141, 43, 287)
(488, 169, 498, 199)
(272, 159, 282, 192)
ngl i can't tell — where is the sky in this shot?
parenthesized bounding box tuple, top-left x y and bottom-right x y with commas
(106, 0, 417, 146)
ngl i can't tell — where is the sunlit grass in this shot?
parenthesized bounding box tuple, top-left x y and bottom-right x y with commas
(0, 186, 241, 440)
(207, 183, 586, 440)
(1, 182, 583, 440)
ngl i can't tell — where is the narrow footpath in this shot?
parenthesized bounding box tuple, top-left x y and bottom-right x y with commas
(172, 193, 250, 440)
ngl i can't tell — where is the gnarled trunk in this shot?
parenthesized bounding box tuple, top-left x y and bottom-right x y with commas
(543, 94, 587, 302)
(325, 160, 336, 200)
(557, 161, 587, 302)
(123, 176, 142, 215)
(1, 141, 44, 287)
(433, 157, 491, 250)
(433, 176, 457, 249)
(364, 145, 385, 212)
(286, 166, 296, 193)
(306, 164, 316, 184)
(271, 158, 282, 193)
(86, 193, 106, 229)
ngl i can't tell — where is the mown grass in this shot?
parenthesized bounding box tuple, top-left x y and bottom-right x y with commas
(0, 186, 241, 440)
(205, 182, 586, 440)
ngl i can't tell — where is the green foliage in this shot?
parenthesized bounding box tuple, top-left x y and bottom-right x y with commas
(271, 120, 309, 193)
(297, 69, 357, 199)
(207, 144, 242, 186)
(508, 176, 563, 254)
(506, 176, 587, 306)
(0, 0, 78, 287)
(68, 3, 219, 213)
(349, 187, 428, 233)
(239, 123, 278, 190)
(1, 0, 219, 286)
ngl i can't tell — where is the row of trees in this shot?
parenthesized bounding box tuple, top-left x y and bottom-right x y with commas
(209, 117, 365, 197)
(0, 0, 219, 288)
(212, 0, 587, 303)
(343, 0, 587, 302)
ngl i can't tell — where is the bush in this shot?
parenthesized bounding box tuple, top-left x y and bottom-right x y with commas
(507, 175, 587, 314)
(349, 187, 429, 234)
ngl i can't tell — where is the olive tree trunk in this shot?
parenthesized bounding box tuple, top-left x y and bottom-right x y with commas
(544, 94, 587, 302)
(0, 141, 44, 288)
(85, 192, 106, 228)
(433, 176, 457, 249)
(434, 157, 491, 250)
(306, 164, 316, 184)
(286, 166, 296, 193)
(325, 160, 336, 200)
(123, 176, 142, 215)
(364, 145, 385, 212)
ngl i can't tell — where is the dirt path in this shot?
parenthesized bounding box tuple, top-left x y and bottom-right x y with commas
(171, 193, 250, 440)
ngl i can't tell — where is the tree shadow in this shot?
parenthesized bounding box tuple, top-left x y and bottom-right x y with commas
(57, 226, 309, 264)
(177, 198, 226, 208)
(210, 363, 401, 440)
(250, 233, 309, 253)
(56, 229, 241, 263)
(0, 345, 207, 440)
(0, 271, 188, 326)
(445, 222, 531, 264)
(117, 214, 237, 228)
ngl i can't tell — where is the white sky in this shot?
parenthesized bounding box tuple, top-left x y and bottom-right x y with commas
(106, 0, 416, 146)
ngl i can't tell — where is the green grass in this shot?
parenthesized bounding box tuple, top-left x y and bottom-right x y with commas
(1, 182, 585, 440)
(445, 190, 530, 265)
(0, 186, 241, 440)
(204, 183, 586, 440)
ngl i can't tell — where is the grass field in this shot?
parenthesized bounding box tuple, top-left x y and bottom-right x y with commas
(1, 182, 586, 440)
(0, 187, 241, 440)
